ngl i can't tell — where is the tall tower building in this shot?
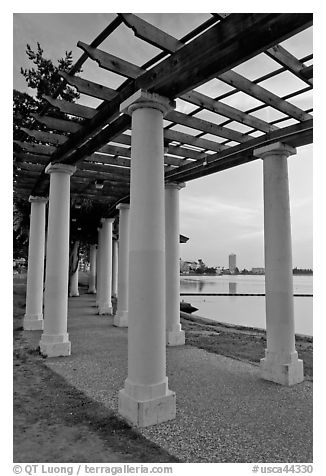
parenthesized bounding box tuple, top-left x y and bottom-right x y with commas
(229, 253, 236, 274)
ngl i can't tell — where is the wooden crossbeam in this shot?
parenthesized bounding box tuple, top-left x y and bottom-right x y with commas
(134, 14, 312, 98)
(62, 114, 131, 165)
(14, 152, 50, 165)
(21, 128, 68, 146)
(78, 42, 144, 79)
(43, 95, 97, 119)
(113, 131, 227, 154)
(94, 146, 186, 167)
(219, 70, 312, 122)
(121, 13, 279, 134)
(77, 162, 130, 179)
(118, 13, 183, 53)
(165, 119, 313, 182)
(265, 44, 313, 86)
(163, 129, 228, 152)
(32, 113, 82, 133)
(75, 169, 130, 183)
(180, 90, 278, 133)
(88, 153, 131, 169)
(59, 71, 117, 102)
(166, 111, 250, 143)
(301, 65, 313, 80)
(14, 141, 56, 156)
(71, 176, 130, 191)
(57, 13, 312, 167)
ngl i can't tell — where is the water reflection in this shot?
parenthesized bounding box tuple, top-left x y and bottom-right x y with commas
(229, 282, 237, 294)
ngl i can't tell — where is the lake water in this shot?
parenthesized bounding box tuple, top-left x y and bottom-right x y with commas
(180, 275, 313, 336)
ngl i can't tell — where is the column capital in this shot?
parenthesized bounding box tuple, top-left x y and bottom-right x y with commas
(28, 195, 48, 203)
(45, 162, 77, 176)
(116, 203, 130, 211)
(253, 142, 296, 159)
(101, 217, 115, 224)
(165, 182, 185, 191)
(120, 90, 175, 117)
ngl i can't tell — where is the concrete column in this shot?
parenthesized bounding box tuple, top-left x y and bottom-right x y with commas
(23, 196, 48, 330)
(69, 241, 79, 297)
(114, 204, 130, 327)
(98, 218, 114, 315)
(165, 182, 185, 346)
(88, 244, 97, 294)
(69, 266, 79, 297)
(39, 163, 76, 357)
(254, 142, 304, 385)
(118, 90, 176, 427)
(95, 227, 102, 306)
(112, 238, 118, 298)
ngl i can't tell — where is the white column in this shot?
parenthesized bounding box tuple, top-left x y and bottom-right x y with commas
(23, 196, 48, 330)
(88, 244, 97, 294)
(69, 241, 79, 297)
(39, 163, 76, 357)
(98, 218, 114, 315)
(254, 142, 304, 385)
(114, 203, 130, 327)
(69, 266, 79, 296)
(165, 182, 185, 346)
(112, 238, 118, 298)
(96, 227, 102, 306)
(118, 90, 176, 427)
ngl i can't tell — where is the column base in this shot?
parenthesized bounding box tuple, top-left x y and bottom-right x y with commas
(260, 350, 304, 386)
(113, 311, 128, 327)
(88, 288, 96, 294)
(166, 329, 185, 346)
(69, 291, 79, 297)
(23, 314, 44, 331)
(39, 333, 71, 357)
(118, 388, 176, 427)
(98, 303, 113, 315)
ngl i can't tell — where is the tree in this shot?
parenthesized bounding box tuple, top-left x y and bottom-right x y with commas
(14, 44, 82, 261)
(20, 43, 79, 102)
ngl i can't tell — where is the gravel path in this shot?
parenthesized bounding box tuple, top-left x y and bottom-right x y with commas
(25, 291, 312, 463)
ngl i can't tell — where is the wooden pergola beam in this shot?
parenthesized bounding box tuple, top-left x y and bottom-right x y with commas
(59, 71, 117, 102)
(165, 119, 313, 182)
(265, 44, 313, 86)
(180, 90, 278, 133)
(14, 141, 56, 156)
(219, 70, 312, 122)
(43, 95, 97, 119)
(50, 13, 312, 168)
(166, 110, 250, 143)
(163, 129, 228, 152)
(32, 113, 82, 134)
(78, 41, 144, 79)
(118, 13, 183, 53)
(21, 128, 68, 146)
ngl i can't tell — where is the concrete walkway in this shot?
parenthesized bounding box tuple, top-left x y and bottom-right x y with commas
(25, 290, 313, 463)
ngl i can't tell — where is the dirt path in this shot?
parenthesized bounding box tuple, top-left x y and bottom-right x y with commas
(13, 278, 179, 463)
(13, 330, 179, 463)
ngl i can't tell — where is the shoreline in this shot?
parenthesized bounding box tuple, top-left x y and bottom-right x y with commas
(180, 310, 313, 342)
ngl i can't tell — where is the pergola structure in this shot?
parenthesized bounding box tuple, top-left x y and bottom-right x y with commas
(14, 13, 313, 427)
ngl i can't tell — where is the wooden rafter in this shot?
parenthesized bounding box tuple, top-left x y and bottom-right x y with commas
(218, 70, 312, 122)
(32, 113, 82, 134)
(265, 44, 313, 86)
(13, 13, 313, 213)
(59, 71, 117, 102)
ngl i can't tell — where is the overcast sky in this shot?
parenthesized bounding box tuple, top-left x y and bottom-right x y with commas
(13, 12, 313, 269)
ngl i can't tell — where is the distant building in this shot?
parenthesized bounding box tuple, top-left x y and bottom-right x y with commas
(251, 267, 265, 275)
(229, 253, 236, 274)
